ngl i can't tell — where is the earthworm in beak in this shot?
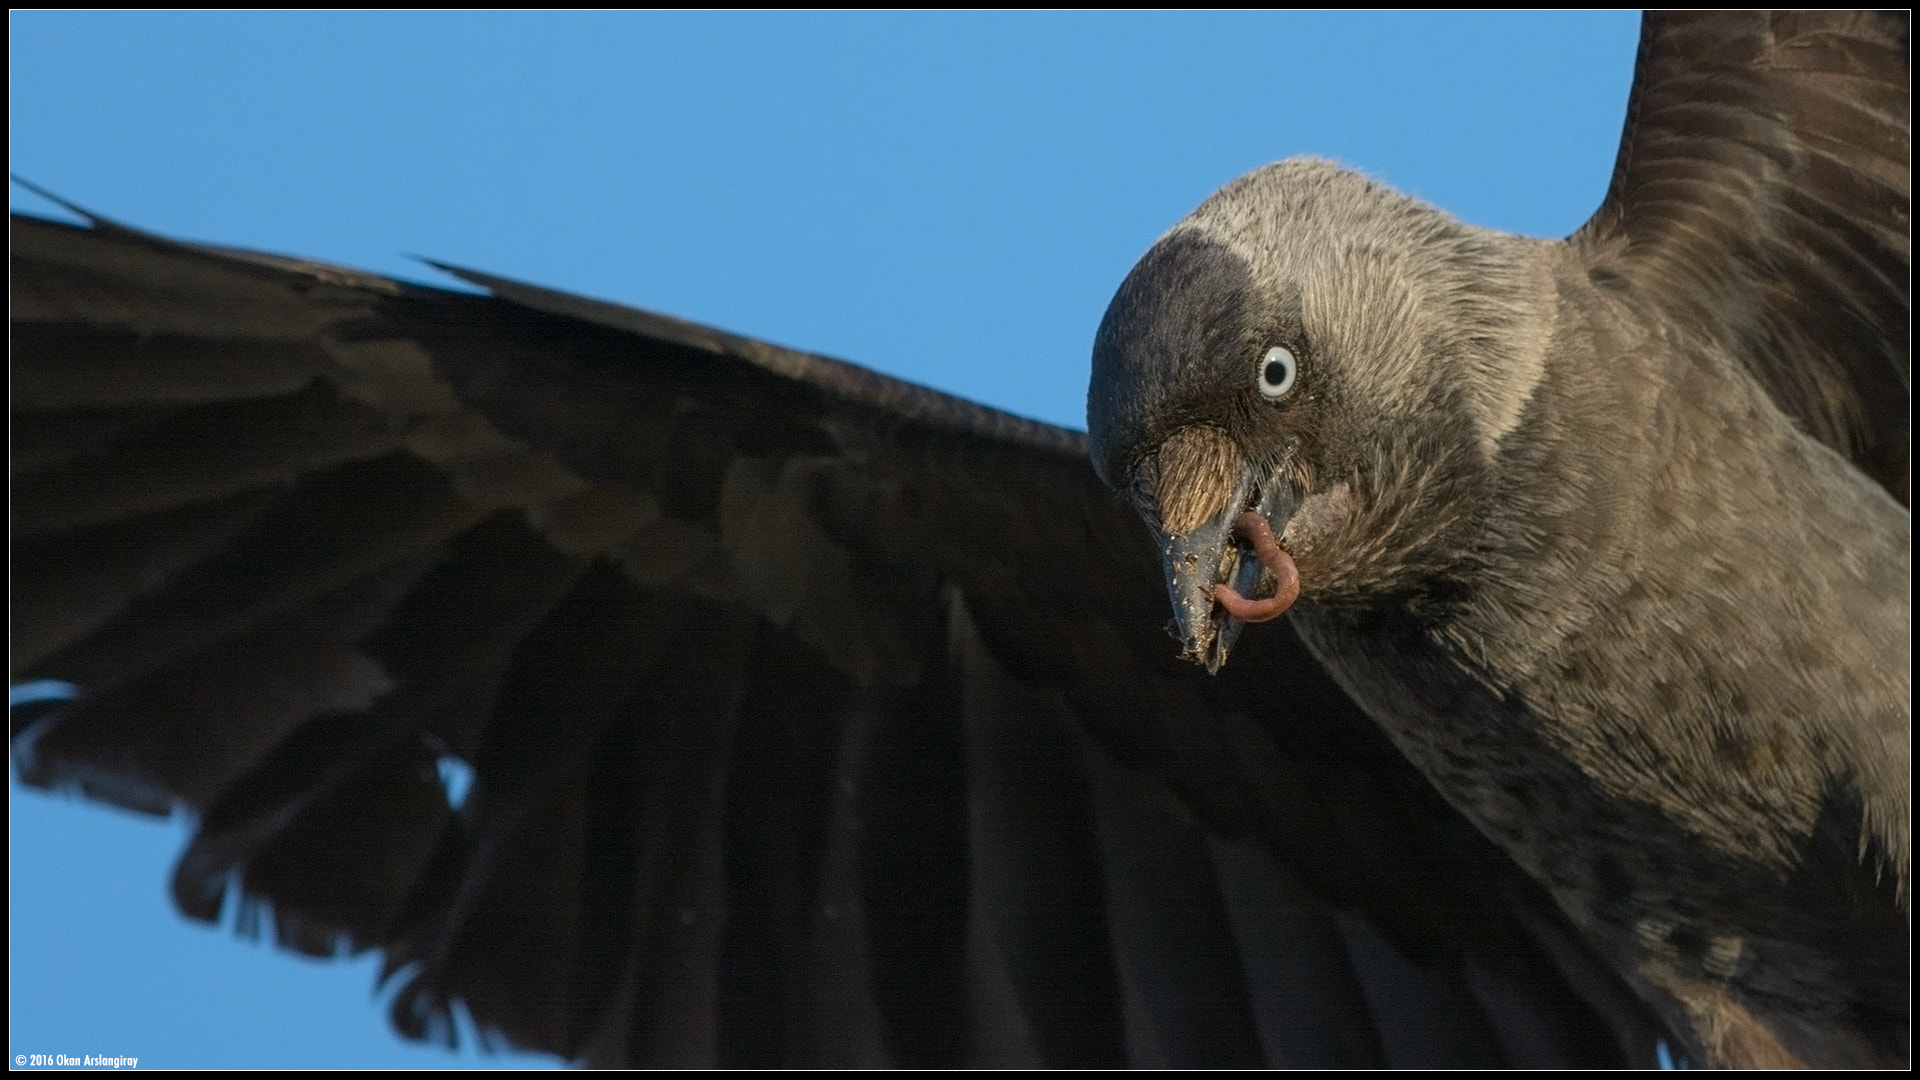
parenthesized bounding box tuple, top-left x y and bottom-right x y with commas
(1212, 511, 1299, 622)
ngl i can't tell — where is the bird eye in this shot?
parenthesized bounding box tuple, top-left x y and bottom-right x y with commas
(1258, 346, 1296, 399)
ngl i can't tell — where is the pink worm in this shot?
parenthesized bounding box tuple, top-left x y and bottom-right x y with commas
(1211, 511, 1299, 623)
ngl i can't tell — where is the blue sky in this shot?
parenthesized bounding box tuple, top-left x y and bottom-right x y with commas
(11, 11, 1642, 1068)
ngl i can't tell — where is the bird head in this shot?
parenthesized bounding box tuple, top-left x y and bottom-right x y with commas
(1088, 157, 1552, 671)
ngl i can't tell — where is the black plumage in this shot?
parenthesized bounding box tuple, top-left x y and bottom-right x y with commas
(11, 10, 1906, 1069)
(12, 206, 1656, 1066)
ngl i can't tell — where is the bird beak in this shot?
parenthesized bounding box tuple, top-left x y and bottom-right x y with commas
(1156, 470, 1300, 673)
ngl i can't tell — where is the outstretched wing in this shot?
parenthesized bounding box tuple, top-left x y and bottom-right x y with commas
(11, 211, 1661, 1066)
(1572, 9, 1910, 502)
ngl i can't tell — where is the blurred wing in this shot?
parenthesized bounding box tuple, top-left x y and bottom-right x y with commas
(11, 211, 1662, 1066)
(1572, 10, 1910, 501)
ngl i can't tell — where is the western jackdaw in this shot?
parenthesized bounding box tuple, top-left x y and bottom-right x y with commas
(1088, 11, 1908, 1069)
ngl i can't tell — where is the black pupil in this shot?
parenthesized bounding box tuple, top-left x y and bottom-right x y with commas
(1264, 359, 1287, 386)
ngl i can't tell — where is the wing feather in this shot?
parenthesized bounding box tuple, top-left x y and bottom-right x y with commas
(11, 211, 1660, 1065)
(1572, 10, 1909, 501)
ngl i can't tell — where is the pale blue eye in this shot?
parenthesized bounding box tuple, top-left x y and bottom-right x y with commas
(1258, 346, 1296, 399)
